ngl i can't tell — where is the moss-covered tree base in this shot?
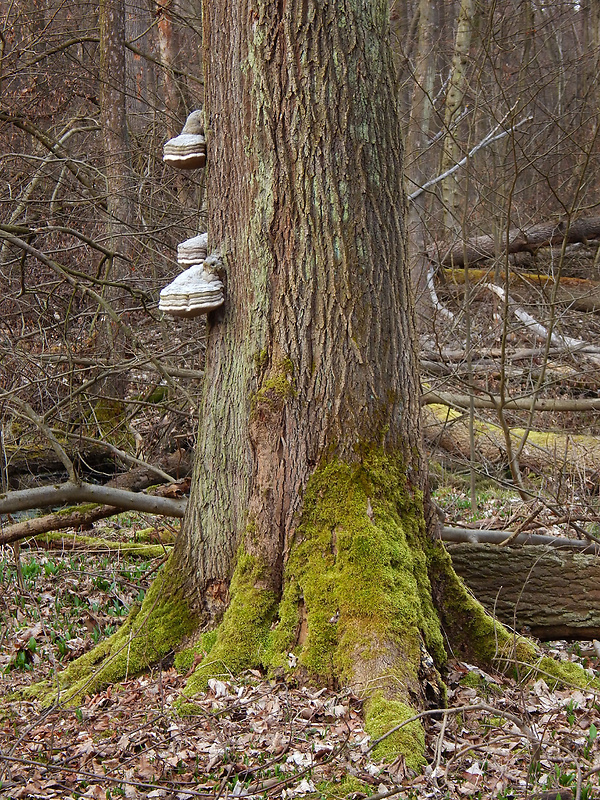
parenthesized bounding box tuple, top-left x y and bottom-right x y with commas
(183, 453, 448, 770)
(24, 454, 599, 770)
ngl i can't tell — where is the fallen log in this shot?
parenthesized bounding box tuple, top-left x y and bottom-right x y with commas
(447, 542, 600, 640)
(423, 402, 600, 480)
(423, 390, 600, 412)
(433, 216, 600, 267)
(1, 441, 115, 485)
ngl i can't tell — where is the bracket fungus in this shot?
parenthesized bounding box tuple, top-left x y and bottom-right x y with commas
(177, 233, 208, 266)
(159, 254, 224, 318)
(163, 110, 206, 169)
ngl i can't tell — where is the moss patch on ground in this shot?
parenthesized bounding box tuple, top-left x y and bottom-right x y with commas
(317, 776, 370, 799)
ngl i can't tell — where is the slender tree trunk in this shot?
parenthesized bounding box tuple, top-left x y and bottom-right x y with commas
(440, 0, 475, 235)
(407, 0, 437, 327)
(153, 0, 185, 133)
(99, 0, 133, 400)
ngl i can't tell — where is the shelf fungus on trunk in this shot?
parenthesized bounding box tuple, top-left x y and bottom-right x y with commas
(159, 254, 224, 318)
(163, 110, 206, 169)
(177, 233, 208, 266)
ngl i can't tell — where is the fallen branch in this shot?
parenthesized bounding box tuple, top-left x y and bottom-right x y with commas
(481, 282, 592, 354)
(423, 390, 600, 412)
(0, 481, 187, 518)
(422, 345, 600, 361)
(441, 526, 600, 553)
(0, 454, 191, 545)
(443, 267, 600, 313)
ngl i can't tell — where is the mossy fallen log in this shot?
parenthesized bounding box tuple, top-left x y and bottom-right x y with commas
(447, 542, 600, 640)
(441, 267, 600, 313)
(423, 403, 600, 480)
(2, 441, 115, 485)
(35, 531, 174, 558)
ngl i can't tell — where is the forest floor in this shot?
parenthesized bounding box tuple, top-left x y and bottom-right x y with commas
(1, 500, 599, 800)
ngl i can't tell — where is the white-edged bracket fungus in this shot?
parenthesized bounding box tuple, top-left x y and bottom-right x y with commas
(159, 253, 225, 318)
(177, 232, 208, 266)
(163, 110, 206, 169)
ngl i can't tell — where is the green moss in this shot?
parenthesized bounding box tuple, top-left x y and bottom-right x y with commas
(40, 531, 172, 558)
(253, 348, 269, 371)
(460, 671, 484, 689)
(533, 656, 600, 691)
(317, 776, 370, 799)
(54, 503, 99, 516)
(251, 358, 295, 417)
(174, 631, 218, 674)
(26, 556, 198, 705)
(428, 541, 537, 667)
(427, 542, 600, 692)
(184, 547, 279, 696)
(268, 452, 446, 687)
(364, 694, 425, 771)
(90, 398, 129, 443)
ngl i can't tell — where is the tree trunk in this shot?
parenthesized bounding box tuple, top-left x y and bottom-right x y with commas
(175, 0, 423, 619)
(407, 0, 438, 328)
(99, 0, 133, 400)
(171, 0, 445, 766)
(440, 0, 475, 234)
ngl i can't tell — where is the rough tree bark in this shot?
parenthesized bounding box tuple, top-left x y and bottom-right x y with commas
(40, 0, 599, 769)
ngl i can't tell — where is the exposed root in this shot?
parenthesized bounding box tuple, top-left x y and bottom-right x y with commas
(429, 541, 600, 691)
(24, 557, 199, 706)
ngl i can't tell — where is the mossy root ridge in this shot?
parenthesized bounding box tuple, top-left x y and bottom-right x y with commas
(184, 548, 280, 696)
(429, 543, 600, 691)
(25, 557, 199, 706)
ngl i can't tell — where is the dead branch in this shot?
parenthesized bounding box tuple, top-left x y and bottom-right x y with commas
(0, 481, 187, 518)
(423, 390, 600, 412)
(441, 526, 600, 553)
(0, 453, 191, 545)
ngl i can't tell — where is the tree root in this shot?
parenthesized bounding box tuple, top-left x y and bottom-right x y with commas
(428, 541, 600, 691)
(24, 558, 199, 706)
